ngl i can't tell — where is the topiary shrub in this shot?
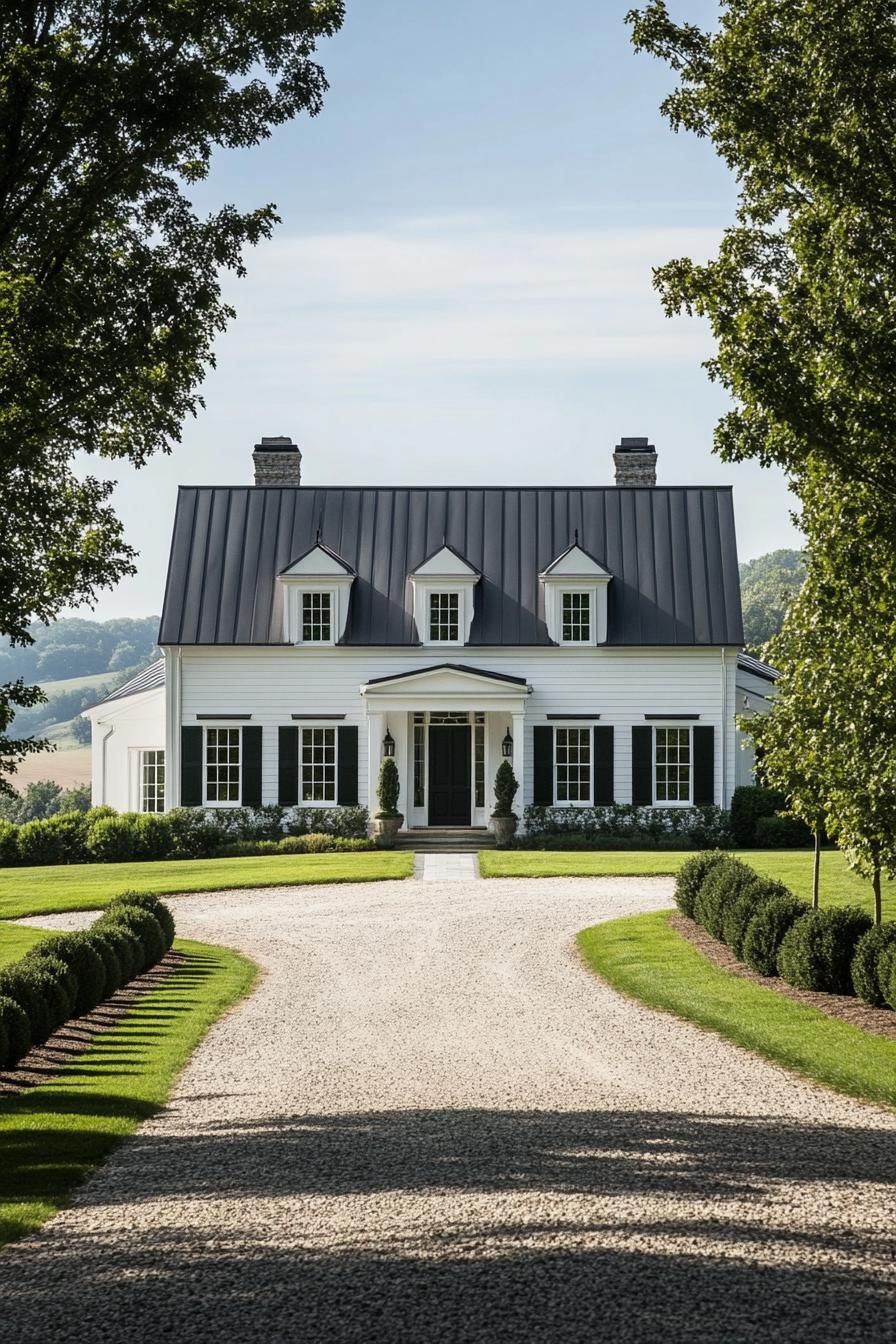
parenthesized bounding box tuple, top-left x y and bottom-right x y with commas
(0, 993, 30, 1068)
(693, 856, 757, 941)
(164, 808, 223, 859)
(753, 814, 813, 849)
(16, 818, 66, 866)
(883, 946, 896, 1011)
(777, 906, 873, 995)
(492, 761, 520, 818)
(31, 934, 107, 1015)
(82, 930, 125, 997)
(0, 959, 72, 1044)
(109, 892, 175, 951)
(673, 850, 729, 919)
(93, 923, 142, 984)
(85, 814, 142, 863)
(741, 895, 808, 975)
(42, 811, 89, 863)
(721, 877, 794, 960)
(133, 813, 172, 860)
(850, 924, 896, 1008)
(375, 757, 401, 818)
(97, 906, 165, 973)
(729, 785, 784, 847)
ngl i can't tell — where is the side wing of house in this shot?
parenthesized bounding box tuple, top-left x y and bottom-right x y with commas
(82, 660, 166, 812)
(734, 653, 779, 787)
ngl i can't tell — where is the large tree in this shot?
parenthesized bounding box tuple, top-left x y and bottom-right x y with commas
(627, 1, 896, 514)
(0, 0, 343, 787)
(739, 548, 805, 651)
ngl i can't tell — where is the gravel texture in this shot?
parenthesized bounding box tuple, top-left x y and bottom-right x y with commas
(2, 875, 896, 1343)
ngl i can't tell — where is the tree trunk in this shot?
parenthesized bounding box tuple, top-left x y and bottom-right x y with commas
(873, 865, 882, 927)
(812, 829, 821, 909)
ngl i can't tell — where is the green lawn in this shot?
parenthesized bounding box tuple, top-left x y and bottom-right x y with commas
(0, 924, 47, 969)
(0, 850, 414, 920)
(578, 911, 896, 1110)
(480, 848, 893, 919)
(0, 936, 256, 1246)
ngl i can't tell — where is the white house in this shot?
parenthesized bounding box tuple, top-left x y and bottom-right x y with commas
(84, 436, 776, 825)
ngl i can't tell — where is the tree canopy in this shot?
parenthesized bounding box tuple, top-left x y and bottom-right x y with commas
(738, 549, 805, 652)
(0, 1, 343, 787)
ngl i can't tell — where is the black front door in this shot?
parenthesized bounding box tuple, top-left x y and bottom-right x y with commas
(428, 725, 472, 826)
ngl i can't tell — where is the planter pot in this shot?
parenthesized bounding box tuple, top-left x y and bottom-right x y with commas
(374, 814, 404, 846)
(490, 814, 518, 847)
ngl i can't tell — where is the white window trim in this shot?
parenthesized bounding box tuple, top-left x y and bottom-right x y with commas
(139, 748, 166, 814)
(298, 588, 336, 646)
(203, 724, 243, 809)
(559, 590, 594, 646)
(542, 577, 610, 646)
(652, 723, 693, 808)
(552, 722, 594, 808)
(410, 576, 479, 646)
(298, 723, 339, 807)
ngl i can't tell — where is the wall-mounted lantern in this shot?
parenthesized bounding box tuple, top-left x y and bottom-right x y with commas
(501, 727, 514, 758)
(382, 727, 396, 758)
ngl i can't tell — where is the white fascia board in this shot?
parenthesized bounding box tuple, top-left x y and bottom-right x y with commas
(82, 684, 165, 725)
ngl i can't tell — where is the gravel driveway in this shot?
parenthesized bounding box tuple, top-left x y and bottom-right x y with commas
(2, 875, 895, 1343)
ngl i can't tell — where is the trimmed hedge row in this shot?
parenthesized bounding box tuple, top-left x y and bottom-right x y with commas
(0, 891, 175, 1070)
(674, 853, 896, 1009)
(0, 805, 372, 868)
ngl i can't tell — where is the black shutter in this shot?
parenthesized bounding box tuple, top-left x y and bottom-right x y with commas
(593, 725, 614, 805)
(180, 726, 203, 807)
(693, 725, 715, 805)
(632, 725, 653, 806)
(533, 725, 553, 806)
(278, 726, 299, 806)
(337, 725, 359, 805)
(241, 726, 263, 807)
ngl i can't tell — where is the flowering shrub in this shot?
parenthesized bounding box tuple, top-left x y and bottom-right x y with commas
(521, 803, 731, 849)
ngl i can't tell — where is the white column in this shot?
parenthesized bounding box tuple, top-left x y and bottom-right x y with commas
(511, 710, 525, 813)
(366, 711, 383, 826)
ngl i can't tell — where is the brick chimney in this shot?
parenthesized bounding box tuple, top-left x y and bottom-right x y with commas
(252, 436, 302, 486)
(613, 437, 657, 487)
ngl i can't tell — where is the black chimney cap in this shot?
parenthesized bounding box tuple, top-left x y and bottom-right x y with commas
(615, 437, 655, 452)
(253, 436, 298, 452)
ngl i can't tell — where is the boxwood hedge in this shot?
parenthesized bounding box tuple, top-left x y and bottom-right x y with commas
(777, 906, 873, 996)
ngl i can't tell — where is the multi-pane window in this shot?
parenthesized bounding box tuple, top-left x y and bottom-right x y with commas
(555, 727, 591, 804)
(413, 714, 426, 808)
(655, 727, 691, 803)
(140, 750, 165, 813)
(301, 727, 336, 803)
(429, 591, 460, 642)
(561, 591, 591, 643)
(302, 591, 332, 643)
(205, 728, 240, 804)
(474, 713, 485, 809)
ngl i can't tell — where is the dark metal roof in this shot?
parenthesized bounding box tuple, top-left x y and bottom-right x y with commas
(95, 658, 166, 705)
(159, 486, 744, 648)
(364, 663, 528, 687)
(737, 651, 779, 683)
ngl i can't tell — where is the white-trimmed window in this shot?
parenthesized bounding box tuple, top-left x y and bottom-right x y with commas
(555, 727, 592, 804)
(561, 591, 591, 643)
(301, 590, 332, 643)
(140, 750, 165, 813)
(655, 726, 691, 804)
(205, 728, 241, 804)
(301, 726, 337, 803)
(429, 591, 460, 642)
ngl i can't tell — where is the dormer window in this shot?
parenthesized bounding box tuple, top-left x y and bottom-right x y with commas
(409, 544, 480, 647)
(540, 540, 612, 647)
(561, 591, 591, 644)
(302, 591, 332, 643)
(429, 592, 460, 642)
(277, 541, 355, 645)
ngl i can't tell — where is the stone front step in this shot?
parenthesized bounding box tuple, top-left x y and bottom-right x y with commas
(393, 828, 496, 852)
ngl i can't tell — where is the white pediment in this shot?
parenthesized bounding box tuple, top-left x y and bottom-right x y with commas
(410, 545, 479, 579)
(280, 544, 354, 577)
(361, 663, 529, 704)
(540, 544, 610, 579)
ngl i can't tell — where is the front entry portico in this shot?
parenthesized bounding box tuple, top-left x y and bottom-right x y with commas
(360, 664, 530, 830)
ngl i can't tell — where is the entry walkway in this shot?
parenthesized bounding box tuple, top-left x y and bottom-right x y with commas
(416, 852, 480, 881)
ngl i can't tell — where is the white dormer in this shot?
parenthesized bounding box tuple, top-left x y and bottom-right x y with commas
(409, 544, 480, 646)
(540, 540, 612, 646)
(278, 542, 355, 645)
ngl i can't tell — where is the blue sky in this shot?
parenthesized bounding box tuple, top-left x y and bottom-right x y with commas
(83, 0, 800, 620)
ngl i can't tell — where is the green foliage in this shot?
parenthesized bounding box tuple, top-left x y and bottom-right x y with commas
(0, 779, 63, 822)
(523, 803, 730, 847)
(82, 931, 125, 998)
(753, 814, 813, 849)
(742, 895, 807, 977)
(673, 850, 728, 919)
(0, 819, 17, 864)
(729, 786, 783, 848)
(91, 924, 141, 984)
(0, 993, 30, 1069)
(882, 947, 896, 1011)
(277, 834, 375, 855)
(722, 877, 793, 960)
(850, 925, 896, 1008)
(107, 892, 175, 952)
(492, 761, 520, 818)
(0, 959, 70, 1045)
(0, 1, 344, 788)
(375, 758, 401, 818)
(30, 935, 106, 1016)
(84, 814, 140, 863)
(96, 906, 165, 974)
(16, 817, 65, 865)
(739, 550, 807, 651)
(778, 907, 873, 995)
(693, 856, 756, 941)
